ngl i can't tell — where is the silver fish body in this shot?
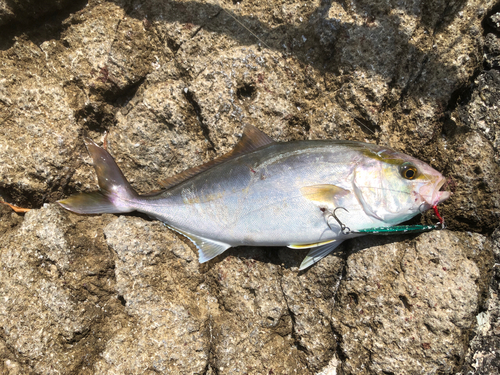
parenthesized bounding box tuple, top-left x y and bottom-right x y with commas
(58, 126, 450, 269)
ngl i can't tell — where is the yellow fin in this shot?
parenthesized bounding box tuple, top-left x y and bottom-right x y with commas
(159, 124, 275, 189)
(287, 239, 336, 249)
(300, 184, 350, 205)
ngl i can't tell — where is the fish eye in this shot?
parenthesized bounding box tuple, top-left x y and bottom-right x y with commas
(399, 162, 418, 180)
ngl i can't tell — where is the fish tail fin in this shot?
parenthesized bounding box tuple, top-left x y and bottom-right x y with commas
(58, 138, 139, 214)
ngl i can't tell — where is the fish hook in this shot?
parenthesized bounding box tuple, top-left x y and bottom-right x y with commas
(327, 207, 351, 235)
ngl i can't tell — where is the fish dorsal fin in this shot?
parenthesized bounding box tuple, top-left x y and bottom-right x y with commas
(166, 225, 231, 263)
(300, 184, 351, 206)
(159, 125, 275, 189)
(232, 123, 276, 153)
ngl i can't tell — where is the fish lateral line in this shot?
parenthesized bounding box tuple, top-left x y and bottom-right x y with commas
(58, 124, 451, 270)
(158, 123, 275, 189)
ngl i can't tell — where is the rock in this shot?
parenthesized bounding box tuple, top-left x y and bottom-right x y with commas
(484, 33, 500, 70)
(96, 216, 209, 373)
(0, 204, 122, 374)
(205, 247, 344, 373)
(458, 227, 500, 375)
(0, 205, 494, 374)
(489, 12, 500, 31)
(447, 69, 500, 233)
(333, 231, 492, 374)
(0, 0, 77, 27)
(0, 0, 499, 373)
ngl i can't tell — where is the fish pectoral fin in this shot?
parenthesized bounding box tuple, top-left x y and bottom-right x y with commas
(299, 240, 344, 271)
(288, 239, 337, 249)
(166, 225, 231, 263)
(300, 184, 350, 206)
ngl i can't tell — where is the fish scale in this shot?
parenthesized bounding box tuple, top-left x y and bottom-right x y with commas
(58, 125, 450, 270)
(158, 143, 354, 243)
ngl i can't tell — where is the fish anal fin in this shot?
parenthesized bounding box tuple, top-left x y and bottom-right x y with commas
(300, 184, 350, 206)
(159, 125, 275, 189)
(166, 225, 231, 263)
(299, 240, 344, 270)
(288, 239, 336, 249)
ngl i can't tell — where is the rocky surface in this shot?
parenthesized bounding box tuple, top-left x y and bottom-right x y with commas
(0, 0, 499, 374)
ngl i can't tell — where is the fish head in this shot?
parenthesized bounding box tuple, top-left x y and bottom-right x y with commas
(353, 146, 451, 224)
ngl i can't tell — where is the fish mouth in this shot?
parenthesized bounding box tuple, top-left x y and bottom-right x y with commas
(420, 176, 451, 207)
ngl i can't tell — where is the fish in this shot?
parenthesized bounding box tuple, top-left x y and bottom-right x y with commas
(58, 125, 451, 270)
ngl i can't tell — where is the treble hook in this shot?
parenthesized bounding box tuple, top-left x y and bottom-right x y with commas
(327, 207, 351, 235)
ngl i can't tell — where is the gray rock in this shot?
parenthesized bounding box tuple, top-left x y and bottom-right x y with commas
(333, 231, 492, 374)
(0, 0, 499, 373)
(458, 228, 500, 375)
(98, 216, 209, 373)
(0, 204, 122, 374)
